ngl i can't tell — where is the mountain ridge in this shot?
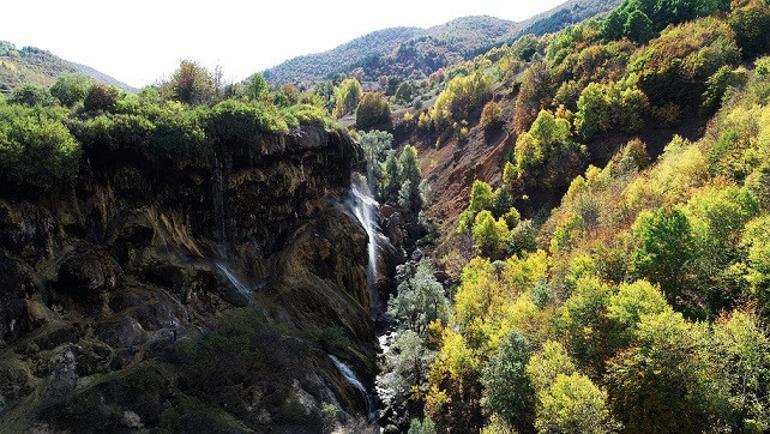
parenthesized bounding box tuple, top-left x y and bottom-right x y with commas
(263, 0, 620, 83)
(0, 41, 137, 93)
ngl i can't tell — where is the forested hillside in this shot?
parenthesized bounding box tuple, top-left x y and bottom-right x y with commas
(324, 0, 770, 432)
(262, 0, 619, 84)
(0, 41, 136, 94)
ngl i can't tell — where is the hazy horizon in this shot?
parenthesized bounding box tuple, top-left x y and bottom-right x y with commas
(3, 0, 568, 88)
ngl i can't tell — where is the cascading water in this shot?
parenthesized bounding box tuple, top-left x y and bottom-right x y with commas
(329, 355, 377, 421)
(346, 178, 382, 315)
(215, 262, 253, 304)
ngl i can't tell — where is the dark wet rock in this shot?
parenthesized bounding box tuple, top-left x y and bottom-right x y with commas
(0, 362, 33, 405)
(0, 255, 39, 345)
(33, 324, 79, 351)
(55, 248, 120, 304)
(96, 317, 146, 349)
(73, 342, 113, 377)
(0, 126, 380, 432)
(41, 347, 78, 407)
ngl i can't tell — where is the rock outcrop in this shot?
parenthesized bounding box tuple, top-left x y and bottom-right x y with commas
(0, 125, 377, 432)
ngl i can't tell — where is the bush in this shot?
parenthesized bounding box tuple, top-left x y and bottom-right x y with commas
(84, 84, 120, 113)
(480, 100, 504, 130)
(333, 78, 363, 118)
(472, 210, 510, 258)
(514, 109, 577, 174)
(9, 84, 52, 107)
(430, 72, 492, 131)
(205, 99, 289, 142)
(356, 92, 391, 130)
(627, 17, 740, 107)
(50, 74, 93, 107)
(0, 104, 81, 189)
(161, 59, 215, 105)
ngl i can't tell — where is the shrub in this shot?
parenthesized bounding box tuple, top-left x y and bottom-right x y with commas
(481, 332, 534, 431)
(161, 59, 215, 105)
(333, 78, 363, 118)
(535, 373, 620, 434)
(50, 74, 93, 107)
(9, 84, 52, 107)
(430, 72, 492, 131)
(205, 99, 289, 143)
(480, 100, 504, 130)
(84, 84, 120, 113)
(472, 210, 510, 258)
(356, 92, 391, 130)
(0, 104, 81, 189)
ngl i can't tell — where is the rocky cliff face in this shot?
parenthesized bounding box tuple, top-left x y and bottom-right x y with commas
(0, 125, 378, 432)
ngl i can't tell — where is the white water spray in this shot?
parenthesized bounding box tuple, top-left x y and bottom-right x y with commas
(346, 178, 381, 314)
(215, 262, 253, 303)
(329, 355, 377, 420)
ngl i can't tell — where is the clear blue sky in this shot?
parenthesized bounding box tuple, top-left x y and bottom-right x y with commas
(3, 0, 568, 88)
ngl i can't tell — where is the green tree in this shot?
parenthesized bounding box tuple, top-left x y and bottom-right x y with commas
(333, 78, 363, 118)
(630, 208, 694, 305)
(481, 331, 535, 431)
(244, 73, 269, 100)
(535, 373, 620, 434)
(556, 275, 613, 371)
(741, 215, 770, 304)
(472, 210, 510, 258)
(360, 130, 393, 189)
(50, 74, 92, 107)
(377, 330, 437, 408)
(398, 145, 422, 211)
(162, 59, 215, 105)
(356, 92, 391, 130)
(9, 84, 52, 107)
(514, 110, 575, 173)
(526, 341, 577, 393)
(624, 9, 655, 43)
(711, 311, 770, 433)
(480, 100, 504, 130)
(408, 417, 437, 434)
(387, 259, 448, 336)
(381, 150, 401, 201)
(607, 310, 715, 434)
(605, 280, 670, 346)
(83, 84, 120, 113)
(395, 81, 414, 103)
(0, 105, 81, 189)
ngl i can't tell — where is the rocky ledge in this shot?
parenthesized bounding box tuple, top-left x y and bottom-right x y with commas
(0, 125, 379, 433)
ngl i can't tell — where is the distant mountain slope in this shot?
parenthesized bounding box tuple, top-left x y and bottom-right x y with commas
(262, 0, 620, 83)
(0, 41, 136, 93)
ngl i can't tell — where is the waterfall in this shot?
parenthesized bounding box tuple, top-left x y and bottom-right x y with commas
(346, 178, 381, 314)
(329, 355, 377, 421)
(215, 262, 253, 303)
(212, 155, 226, 244)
